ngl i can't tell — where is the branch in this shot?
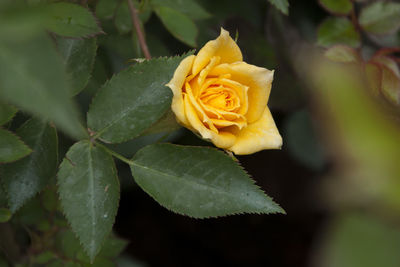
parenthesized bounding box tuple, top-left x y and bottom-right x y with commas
(127, 0, 151, 59)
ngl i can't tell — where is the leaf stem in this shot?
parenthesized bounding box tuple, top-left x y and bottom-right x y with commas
(127, 0, 151, 60)
(95, 142, 135, 165)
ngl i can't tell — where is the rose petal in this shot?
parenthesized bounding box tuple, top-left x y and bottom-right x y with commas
(185, 82, 218, 133)
(210, 118, 247, 130)
(167, 55, 195, 125)
(228, 107, 282, 155)
(209, 62, 274, 123)
(192, 28, 243, 76)
(184, 94, 236, 148)
(198, 56, 220, 86)
(217, 78, 248, 115)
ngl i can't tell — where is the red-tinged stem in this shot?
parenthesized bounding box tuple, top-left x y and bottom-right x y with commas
(127, 0, 151, 59)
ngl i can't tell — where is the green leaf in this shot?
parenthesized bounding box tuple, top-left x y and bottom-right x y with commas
(56, 37, 97, 96)
(268, 0, 289, 15)
(317, 17, 360, 48)
(131, 143, 284, 218)
(319, 0, 352, 15)
(368, 56, 400, 106)
(56, 230, 127, 263)
(1, 118, 58, 213)
(114, 1, 152, 34)
(380, 62, 400, 106)
(87, 54, 190, 143)
(97, 235, 128, 259)
(0, 208, 11, 222)
(284, 110, 325, 170)
(41, 187, 59, 212)
(57, 141, 120, 261)
(12, 196, 46, 225)
(0, 128, 31, 163)
(0, 4, 46, 42)
(142, 109, 181, 135)
(154, 6, 197, 47)
(114, 2, 133, 35)
(150, 0, 211, 20)
(35, 251, 57, 264)
(96, 0, 119, 20)
(43, 2, 103, 38)
(0, 32, 86, 139)
(56, 230, 83, 259)
(83, 258, 114, 267)
(0, 103, 17, 125)
(359, 1, 400, 35)
(324, 45, 360, 63)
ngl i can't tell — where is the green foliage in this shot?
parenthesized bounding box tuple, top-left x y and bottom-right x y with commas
(57, 141, 120, 261)
(359, 1, 400, 35)
(56, 37, 97, 96)
(154, 6, 198, 47)
(143, 109, 181, 135)
(131, 144, 284, 218)
(150, 0, 211, 20)
(319, 0, 352, 15)
(114, 2, 134, 35)
(0, 4, 46, 42)
(87, 54, 190, 143)
(0, 128, 31, 163)
(316, 214, 400, 267)
(369, 56, 400, 106)
(0, 208, 11, 222)
(0, 103, 17, 125)
(317, 17, 360, 47)
(268, 0, 289, 15)
(96, 0, 119, 20)
(1, 118, 58, 213)
(0, 32, 85, 139)
(43, 2, 103, 38)
(311, 58, 400, 209)
(53, 229, 126, 266)
(324, 45, 359, 63)
(114, 1, 152, 34)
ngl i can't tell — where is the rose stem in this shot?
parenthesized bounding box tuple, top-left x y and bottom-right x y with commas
(127, 0, 152, 60)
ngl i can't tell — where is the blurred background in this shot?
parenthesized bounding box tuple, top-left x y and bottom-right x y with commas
(1, 0, 400, 266)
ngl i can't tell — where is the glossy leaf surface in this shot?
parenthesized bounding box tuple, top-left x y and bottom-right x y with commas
(131, 143, 284, 218)
(0, 128, 31, 163)
(58, 141, 120, 261)
(1, 119, 58, 213)
(87, 54, 190, 143)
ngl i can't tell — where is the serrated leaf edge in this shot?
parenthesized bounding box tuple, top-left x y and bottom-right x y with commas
(131, 143, 285, 219)
(56, 140, 120, 263)
(1, 120, 58, 213)
(0, 104, 18, 126)
(45, 3, 105, 39)
(318, 0, 353, 16)
(87, 52, 194, 144)
(0, 127, 32, 164)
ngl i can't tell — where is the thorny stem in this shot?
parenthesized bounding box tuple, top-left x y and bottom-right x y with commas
(94, 141, 135, 165)
(127, 0, 151, 59)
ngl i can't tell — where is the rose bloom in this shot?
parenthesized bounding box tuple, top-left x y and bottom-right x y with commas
(167, 28, 282, 155)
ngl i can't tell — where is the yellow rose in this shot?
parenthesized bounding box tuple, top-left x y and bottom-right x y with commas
(167, 28, 282, 155)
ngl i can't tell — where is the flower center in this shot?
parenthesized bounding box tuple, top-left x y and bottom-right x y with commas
(200, 85, 240, 112)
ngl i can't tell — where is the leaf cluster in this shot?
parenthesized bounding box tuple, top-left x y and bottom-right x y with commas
(0, 0, 285, 265)
(317, 0, 400, 107)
